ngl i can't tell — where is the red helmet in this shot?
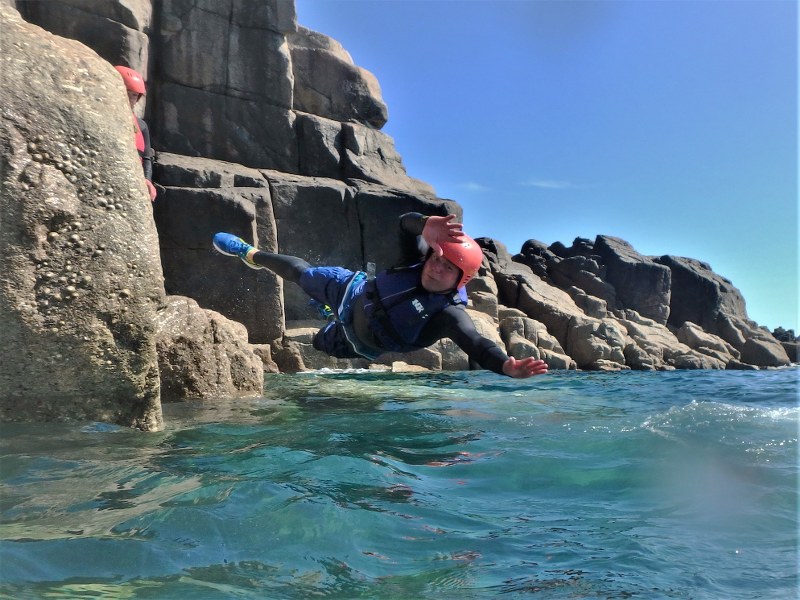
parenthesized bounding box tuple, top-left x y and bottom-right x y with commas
(114, 65, 146, 95)
(440, 234, 484, 289)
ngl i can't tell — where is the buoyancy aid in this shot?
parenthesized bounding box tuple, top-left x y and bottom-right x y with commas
(363, 263, 465, 353)
(133, 114, 145, 157)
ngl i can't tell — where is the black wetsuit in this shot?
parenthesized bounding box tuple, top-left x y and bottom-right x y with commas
(136, 116, 154, 182)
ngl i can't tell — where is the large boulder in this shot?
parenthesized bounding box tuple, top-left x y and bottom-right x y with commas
(295, 113, 344, 179)
(566, 316, 628, 370)
(740, 336, 791, 368)
(341, 124, 436, 195)
(157, 0, 295, 102)
(593, 235, 671, 324)
(656, 255, 748, 332)
(156, 83, 299, 171)
(0, 5, 164, 429)
(155, 296, 264, 400)
(513, 239, 555, 281)
(675, 321, 739, 365)
(548, 255, 618, 309)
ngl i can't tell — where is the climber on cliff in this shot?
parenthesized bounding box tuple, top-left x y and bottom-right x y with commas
(212, 213, 549, 379)
(114, 65, 157, 202)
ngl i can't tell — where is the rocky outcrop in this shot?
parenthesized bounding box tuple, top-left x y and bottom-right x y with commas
(0, 4, 163, 430)
(288, 26, 387, 129)
(509, 234, 790, 370)
(1, 0, 793, 433)
(152, 153, 285, 342)
(772, 328, 798, 363)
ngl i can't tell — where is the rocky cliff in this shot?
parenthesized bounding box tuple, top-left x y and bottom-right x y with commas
(1, 0, 792, 429)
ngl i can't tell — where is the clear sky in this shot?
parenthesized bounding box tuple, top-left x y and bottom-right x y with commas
(295, 0, 798, 333)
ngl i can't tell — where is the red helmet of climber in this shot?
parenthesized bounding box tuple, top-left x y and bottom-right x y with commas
(440, 234, 484, 289)
(114, 65, 146, 96)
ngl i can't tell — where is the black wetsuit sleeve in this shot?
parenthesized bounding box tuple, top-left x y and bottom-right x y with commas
(137, 117, 153, 181)
(399, 212, 430, 260)
(416, 305, 509, 375)
(400, 212, 427, 236)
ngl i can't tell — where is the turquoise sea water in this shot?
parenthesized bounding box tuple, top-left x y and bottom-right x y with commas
(1, 368, 797, 599)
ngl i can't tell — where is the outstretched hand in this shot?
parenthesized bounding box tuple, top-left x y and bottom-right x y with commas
(502, 357, 549, 379)
(422, 214, 464, 256)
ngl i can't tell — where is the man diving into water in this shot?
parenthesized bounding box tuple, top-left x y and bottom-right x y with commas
(213, 213, 548, 379)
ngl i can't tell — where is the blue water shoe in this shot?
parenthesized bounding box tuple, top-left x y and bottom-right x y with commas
(212, 232, 261, 269)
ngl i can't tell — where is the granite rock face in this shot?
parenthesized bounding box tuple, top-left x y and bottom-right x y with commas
(153, 153, 458, 331)
(0, 4, 164, 429)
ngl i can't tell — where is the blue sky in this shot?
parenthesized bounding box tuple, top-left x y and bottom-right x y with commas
(295, 0, 798, 333)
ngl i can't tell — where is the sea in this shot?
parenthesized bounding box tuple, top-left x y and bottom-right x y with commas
(1, 368, 797, 599)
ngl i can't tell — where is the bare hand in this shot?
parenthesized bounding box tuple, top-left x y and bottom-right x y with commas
(145, 179, 157, 201)
(502, 357, 549, 378)
(422, 214, 464, 256)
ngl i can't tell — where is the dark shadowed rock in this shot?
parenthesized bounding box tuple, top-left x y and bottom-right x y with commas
(265, 170, 360, 319)
(548, 255, 618, 308)
(549, 237, 594, 259)
(780, 342, 797, 363)
(655, 255, 747, 331)
(655, 256, 788, 367)
(153, 183, 284, 344)
(354, 181, 458, 274)
(154, 0, 298, 169)
(594, 235, 671, 324)
(157, 83, 300, 171)
(296, 113, 343, 179)
(476, 237, 516, 271)
(513, 239, 555, 280)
